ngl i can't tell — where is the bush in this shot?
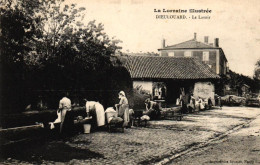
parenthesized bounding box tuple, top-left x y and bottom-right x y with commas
(128, 89, 150, 110)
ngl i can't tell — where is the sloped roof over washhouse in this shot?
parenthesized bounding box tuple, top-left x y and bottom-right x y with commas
(119, 56, 220, 80)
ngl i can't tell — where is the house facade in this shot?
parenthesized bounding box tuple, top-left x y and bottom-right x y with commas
(158, 33, 228, 75)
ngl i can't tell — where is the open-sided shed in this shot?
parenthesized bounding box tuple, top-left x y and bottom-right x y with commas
(119, 56, 220, 105)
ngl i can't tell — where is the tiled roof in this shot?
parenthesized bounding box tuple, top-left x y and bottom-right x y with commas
(160, 39, 215, 49)
(120, 56, 220, 79)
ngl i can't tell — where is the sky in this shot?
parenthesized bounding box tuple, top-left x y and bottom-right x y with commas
(66, 0, 260, 77)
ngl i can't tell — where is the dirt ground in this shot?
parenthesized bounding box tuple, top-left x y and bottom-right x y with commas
(171, 110, 260, 165)
(1, 106, 260, 165)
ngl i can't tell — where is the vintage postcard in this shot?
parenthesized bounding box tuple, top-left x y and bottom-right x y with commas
(0, 0, 260, 164)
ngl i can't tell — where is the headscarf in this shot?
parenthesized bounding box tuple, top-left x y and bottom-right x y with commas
(145, 98, 151, 104)
(119, 91, 126, 97)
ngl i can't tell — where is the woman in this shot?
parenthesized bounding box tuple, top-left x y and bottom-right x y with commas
(197, 97, 205, 110)
(85, 99, 105, 127)
(58, 93, 74, 138)
(144, 98, 161, 120)
(115, 91, 130, 127)
(187, 94, 196, 113)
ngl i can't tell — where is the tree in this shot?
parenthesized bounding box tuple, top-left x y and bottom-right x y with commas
(23, 0, 122, 68)
(0, 0, 43, 113)
(254, 59, 260, 80)
(0, 0, 125, 112)
(218, 69, 260, 96)
(30, 0, 123, 94)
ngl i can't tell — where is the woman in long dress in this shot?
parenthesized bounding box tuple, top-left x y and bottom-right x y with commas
(115, 91, 130, 127)
(85, 100, 105, 127)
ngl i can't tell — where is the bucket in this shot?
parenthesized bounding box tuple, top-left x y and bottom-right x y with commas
(83, 124, 91, 133)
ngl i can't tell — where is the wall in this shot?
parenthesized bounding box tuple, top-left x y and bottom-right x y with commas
(219, 50, 227, 75)
(160, 49, 217, 73)
(193, 82, 215, 105)
(133, 81, 153, 95)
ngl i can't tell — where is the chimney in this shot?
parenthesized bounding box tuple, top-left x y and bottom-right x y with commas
(214, 38, 219, 47)
(194, 33, 197, 40)
(161, 38, 165, 48)
(204, 36, 209, 44)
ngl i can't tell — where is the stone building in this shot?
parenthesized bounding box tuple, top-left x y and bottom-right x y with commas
(119, 56, 220, 105)
(158, 33, 228, 75)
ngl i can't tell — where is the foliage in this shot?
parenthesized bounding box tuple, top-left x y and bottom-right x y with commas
(218, 70, 260, 96)
(0, 0, 126, 114)
(0, 0, 41, 65)
(0, 0, 43, 113)
(254, 58, 260, 80)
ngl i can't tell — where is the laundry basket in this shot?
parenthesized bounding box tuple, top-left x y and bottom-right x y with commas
(106, 111, 118, 123)
(105, 111, 124, 132)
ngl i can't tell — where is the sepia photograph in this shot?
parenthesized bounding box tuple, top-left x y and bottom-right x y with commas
(0, 0, 260, 164)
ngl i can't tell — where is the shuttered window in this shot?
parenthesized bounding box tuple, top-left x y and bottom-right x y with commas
(203, 51, 209, 61)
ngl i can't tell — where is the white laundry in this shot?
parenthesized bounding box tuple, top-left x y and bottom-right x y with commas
(49, 110, 62, 129)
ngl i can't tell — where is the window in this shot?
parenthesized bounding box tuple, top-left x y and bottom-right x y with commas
(203, 52, 209, 61)
(184, 51, 192, 57)
(168, 52, 174, 57)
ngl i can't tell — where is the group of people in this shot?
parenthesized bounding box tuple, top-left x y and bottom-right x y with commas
(153, 86, 166, 100)
(177, 93, 222, 114)
(50, 91, 132, 139)
(183, 95, 214, 113)
(50, 89, 223, 139)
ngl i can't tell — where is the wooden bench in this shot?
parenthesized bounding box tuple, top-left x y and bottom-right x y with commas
(0, 124, 45, 146)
